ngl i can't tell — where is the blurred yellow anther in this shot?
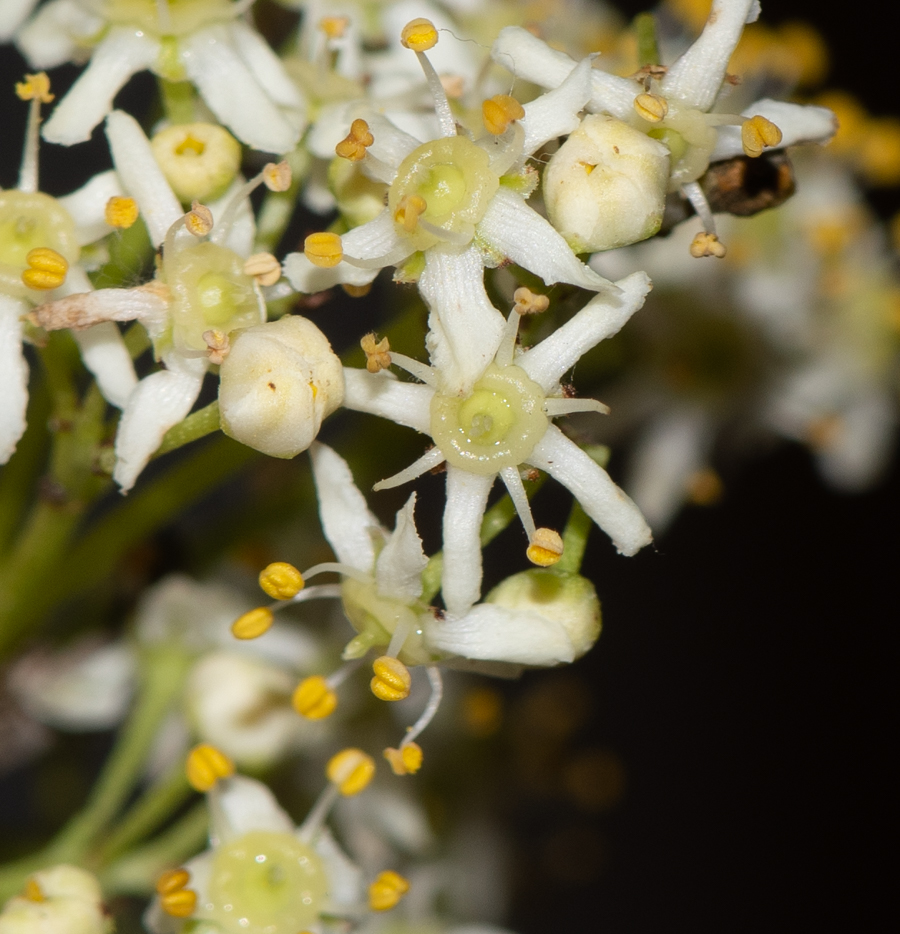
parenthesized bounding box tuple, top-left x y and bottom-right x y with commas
(368, 870, 410, 911)
(689, 231, 727, 258)
(263, 161, 292, 192)
(231, 606, 275, 640)
(394, 194, 427, 233)
(243, 252, 282, 286)
(401, 17, 438, 52)
(156, 869, 191, 896)
(526, 527, 564, 567)
(343, 282, 372, 298)
(513, 287, 550, 316)
(361, 332, 391, 372)
(320, 15, 349, 38)
(384, 742, 423, 776)
(160, 888, 197, 918)
(185, 201, 213, 236)
(741, 115, 782, 158)
(440, 74, 465, 99)
(634, 92, 668, 123)
(186, 743, 234, 792)
(23, 879, 44, 902)
(203, 329, 230, 365)
(259, 561, 305, 599)
(304, 232, 343, 268)
(105, 196, 139, 229)
(686, 468, 723, 505)
(292, 675, 338, 720)
(175, 133, 205, 156)
(335, 118, 374, 161)
(371, 656, 412, 701)
(22, 248, 68, 291)
(482, 95, 525, 136)
(858, 117, 900, 186)
(327, 748, 376, 795)
(15, 72, 53, 103)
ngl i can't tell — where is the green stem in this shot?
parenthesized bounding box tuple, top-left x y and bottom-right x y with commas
(556, 500, 592, 575)
(156, 401, 221, 456)
(159, 78, 197, 125)
(635, 13, 660, 68)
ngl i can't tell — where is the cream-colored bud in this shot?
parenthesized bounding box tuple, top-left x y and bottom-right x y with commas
(0, 865, 108, 934)
(151, 123, 242, 204)
(543, 114, 669, 253)
(218, 315, 344, 458)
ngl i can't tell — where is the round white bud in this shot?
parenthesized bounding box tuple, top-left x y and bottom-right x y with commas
(218, 315, 344, 458)
(543, 114, 670, 253)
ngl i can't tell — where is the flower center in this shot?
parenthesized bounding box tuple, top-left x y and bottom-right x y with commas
(388, 136, 498, 250)
(646, 107, 718, 190)
(204, 830, 327, 934)
(430, 364, 549, 475)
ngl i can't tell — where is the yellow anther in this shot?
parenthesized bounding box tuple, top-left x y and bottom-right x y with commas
(175, 133, 205, 156)
(859, 117, 900, 186)
(304, 232, 343, 268)
(370, 656, 412, 702)
(816, 91, 866, 154)
(292, 675, 338, 720)
(633, 92, 668, 123)
(741, 115, 783, 158)
(513, 286, 550, 316)
(160, 887, 197, 918)
(156, 869, 191, 896)
(368, 870, 410, 912)
(400, 17, 438, 52)
(231, 606, 275, 640)
(326, 748, 376, 796)
(263, 161, 292, 192)
(23, 878, 44, 902)
(482, 94, 526, 136)
(258, 561, 305, 600)
(361, 332, 391, 373)
(343, 282, 372, 298)
(185, 201, 214, 236)
(243, 252, 282, 287)
(394, 194, 427, 233)
(104, 196, 139, 230)
(203, 329, 230, 365)
(335, 118, 375, 162)
(21, 248, 68, 291)
(186, 743, 234, 792)
(15, 72, 53, 103)
(383, 742, 423, 776)
(689, 231, 727, 258)
(320, 15, 349, 39)
(686, 468, 723, 505)
(526, 527, 564, 567)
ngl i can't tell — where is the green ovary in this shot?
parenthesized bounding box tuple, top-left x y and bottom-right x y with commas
(431, 364, 549, 475)
(204, 830, 327, 934)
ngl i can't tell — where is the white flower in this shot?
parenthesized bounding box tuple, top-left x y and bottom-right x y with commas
(341, 270, 653, 617)
(16, 0, 305, 152)
(0, 865, 110, 934)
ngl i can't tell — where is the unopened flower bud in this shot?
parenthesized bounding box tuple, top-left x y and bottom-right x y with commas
(151, 123, 242, 204)
(543, 114, 669, 252)
(218, 315, 344, 458)
(0, 865, 107, 934)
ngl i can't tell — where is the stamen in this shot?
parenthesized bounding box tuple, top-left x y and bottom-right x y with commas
(293, 675, 338, 719)
(262, 161, 292, 192)
(513, 287, 550, 316)
(336, 119, 375, 162)
(371, 656, 412, 701)
(384, 742, 423, 776)
(105, 196, 139, 230)
(185, 201, 213, 237)
(231, 606, 275, 640)
(243, 252, 282, 287)
(21, 248, 67, 291)
(482, 94, 525, 136)
(203, 328, 230, 365)
(208, 163, 292, 245)
(327, 748, 376, 795)
(634, 92, 668, 123)
(681, 181, 717, 235)
(527, 527, 565, 566)
(499, 465, 537, 541)
(689, 231, 727, 258)
(494, 308, 524, 369)
(259, 561, 305, 599)
(403, 665, 443, 745)
(320, 16, 349, 39)
(369, 871, 410, 911)
(400, 18, 439, 52)
(389, 352, 439, 387)
(304, 232, 343, 268)
(543, 398, 610, 417)
(185, 743, 234, 792)
(394, 194, 427, 233)
(16, 72, 53, 193)
(343, 283, 372, 298)
(400, 19, 456, 138)
(373, 446, 447, 491)
(741, 115, 783, 158)
(23, 878, 44, 902)
(361, 332, 392, 373)
(156, 867, 197, 916)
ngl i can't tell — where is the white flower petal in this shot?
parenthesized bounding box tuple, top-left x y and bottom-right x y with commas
(309, 441, 379, 573)
(15, 0, 103, 68)
(362, 112, 421, 179)
(521, 56, 592, 158)
(441, 466, 494, 616)
(0, 0, 40, 41)
(428, 603, 576, 665)
(518, 271, 651, 393)
(57, 170, 123, 246)
(208, 774, 295, 845)
(478, 188, 617, 292)
(419, 245, 506, 394)
(41, 29, 160, 145)
(106, 110, 183, 248)
(229, 20, 306, 114)
(343, 207, 410, 264)
(181, 25, 300, 154)
(528, 425, 652, 556)
(282, 253, 381, 293)
(342, 367, 433, 433)
(72, 323, 138, 410)
(208, 176, 256, 258)
(709, 99, 838, 161)
(311, 827, 363, 910)
(0, 296, 30, 465)
(375, 493, 428, 602)
(661, 0, 760, 111)
(113, 357, 206, 492)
